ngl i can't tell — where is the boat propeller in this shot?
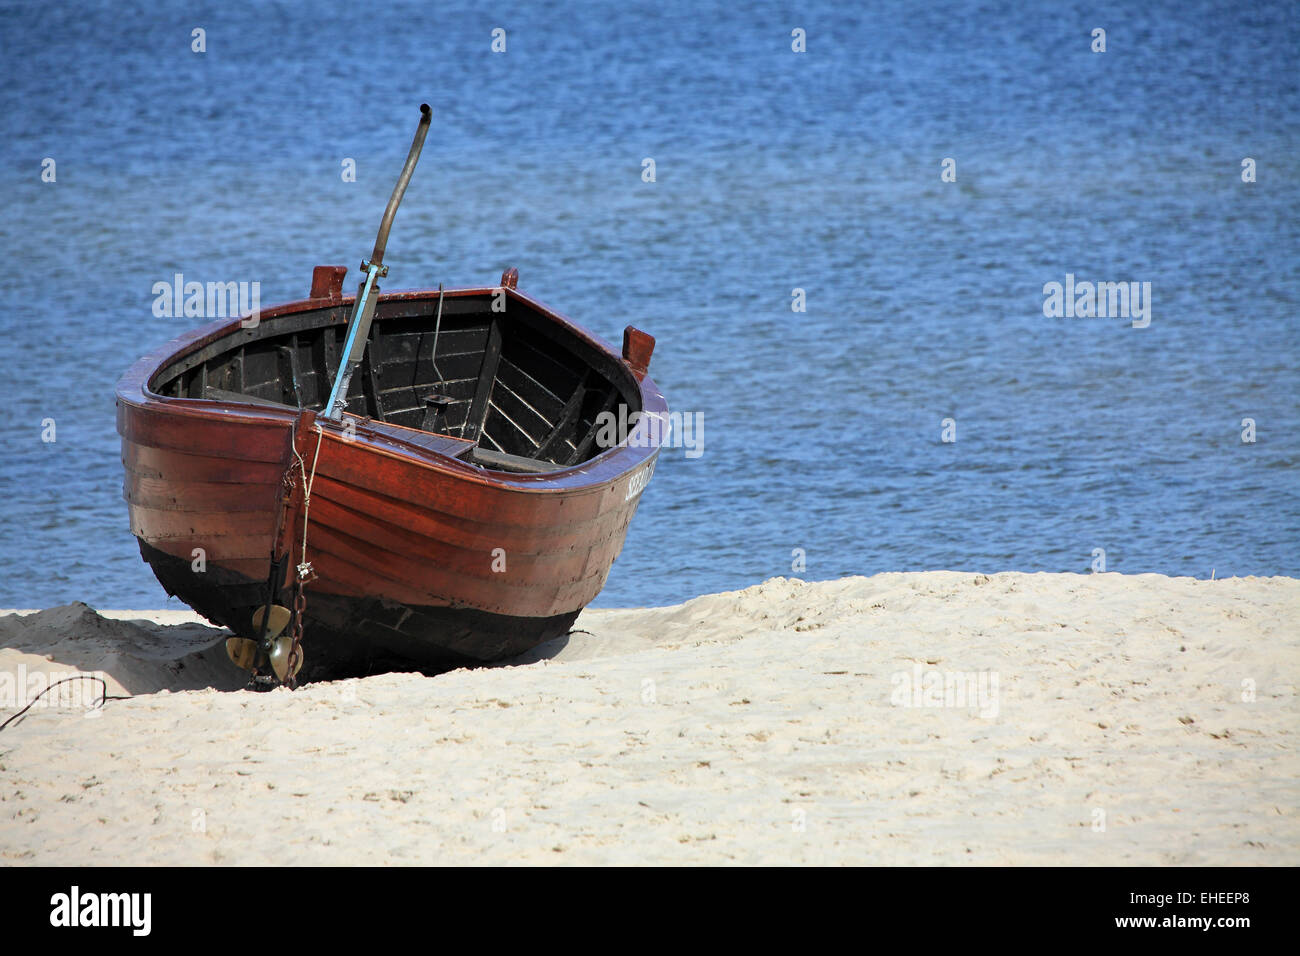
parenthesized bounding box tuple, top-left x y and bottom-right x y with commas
(267, 634, 304, 682)
(225, 603, 302, 683)
(251, 603, 292, 640)
(225, 636, 260, 670)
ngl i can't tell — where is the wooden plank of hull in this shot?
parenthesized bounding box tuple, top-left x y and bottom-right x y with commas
(380, 350, 484, 392)
(303, 528, 609, 616)
(307, 473, 630, 557)
(140, 534, 273, 563)
(312, 442, 642, 530)
(129, 505, 277, 541)
(117, 400, 289, 463)
(313, 430, 617, 527)
(124, 473, 280, 514)
(122, 441, 286, 485)
(129, 535, 274, 566)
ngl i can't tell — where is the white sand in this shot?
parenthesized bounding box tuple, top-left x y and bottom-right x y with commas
(1, 572, 1296, 865)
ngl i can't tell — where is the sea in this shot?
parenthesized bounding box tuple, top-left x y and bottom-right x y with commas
(1, 0, 1296, 610)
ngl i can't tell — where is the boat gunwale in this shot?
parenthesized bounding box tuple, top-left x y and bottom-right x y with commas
(116, 283, 669, 495)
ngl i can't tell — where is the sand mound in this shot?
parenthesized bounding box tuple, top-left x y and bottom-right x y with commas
(0, 603, 243, 699)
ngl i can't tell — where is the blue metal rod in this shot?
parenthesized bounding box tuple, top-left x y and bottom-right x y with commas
(324, 262, 381, 419)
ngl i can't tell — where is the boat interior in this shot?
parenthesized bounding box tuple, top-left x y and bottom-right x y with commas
(148, 292, 641, 473)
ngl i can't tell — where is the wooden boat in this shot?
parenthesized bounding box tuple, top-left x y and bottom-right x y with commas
(115, 106, 666, 684)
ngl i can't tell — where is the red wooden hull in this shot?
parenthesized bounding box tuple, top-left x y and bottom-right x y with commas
(116, 270, 666, 678)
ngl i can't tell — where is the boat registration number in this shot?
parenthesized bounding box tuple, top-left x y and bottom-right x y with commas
(624, 461, 655, 501)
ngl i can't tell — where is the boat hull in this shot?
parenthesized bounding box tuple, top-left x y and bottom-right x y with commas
(117, 271, 666, 679)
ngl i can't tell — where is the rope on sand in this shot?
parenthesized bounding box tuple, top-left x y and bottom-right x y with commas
(0, 676, 131, 733)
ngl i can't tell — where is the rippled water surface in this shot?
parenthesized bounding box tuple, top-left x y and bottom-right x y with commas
(1, 0, 1297, 609)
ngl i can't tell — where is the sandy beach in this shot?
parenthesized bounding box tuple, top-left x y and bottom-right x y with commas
(1, 572, 1296, 865)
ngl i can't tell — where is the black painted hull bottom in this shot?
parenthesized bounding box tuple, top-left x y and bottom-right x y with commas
(139, 540, 580, 681)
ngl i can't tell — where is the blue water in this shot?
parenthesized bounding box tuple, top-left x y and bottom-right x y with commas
(1, 0, 1297, 610)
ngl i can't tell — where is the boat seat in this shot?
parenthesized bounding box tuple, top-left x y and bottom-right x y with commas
(204, 387, 296, 408)
(354, 417, 476, 460)
(468, 447, 561, 474)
